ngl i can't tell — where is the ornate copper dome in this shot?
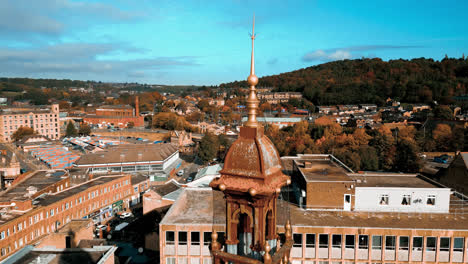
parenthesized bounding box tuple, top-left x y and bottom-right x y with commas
(210, 16, 289, 196)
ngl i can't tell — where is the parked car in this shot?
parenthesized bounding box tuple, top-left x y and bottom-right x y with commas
(186, 175, 194, 183)
(120, 212, 133, 219)
(96, 224, 107, 231)
(177, 170, 184, 176)
(434, 154, 450, 164)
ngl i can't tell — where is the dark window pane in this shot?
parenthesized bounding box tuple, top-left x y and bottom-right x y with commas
(306, 234, 315, 247)
(358, 235, 368, 249)
(413, 237, 423, 249)
(166, 231, 175, 244)
(332, 235, 342, 248)
(399, 236, 409, 249)
(293, 234, 302, 247)
(426, 237, 436, 251)
(385, 236, 396, 250)
(191, 232, 200, 245)
(345, 235, 355, 248)
(319, 234, 329, 248)
(203, 232, 212, 243)
(440, 237, 450, 251)
(179, 231, 187, 245)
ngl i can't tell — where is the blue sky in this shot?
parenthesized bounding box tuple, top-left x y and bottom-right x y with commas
(0, 0, 467, 85)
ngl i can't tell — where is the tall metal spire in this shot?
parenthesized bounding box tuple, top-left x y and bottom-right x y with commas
(245, 14, 260, 128)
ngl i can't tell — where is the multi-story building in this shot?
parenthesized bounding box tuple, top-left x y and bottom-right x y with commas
(0, 104, 60, 142)
(0, 170, 135, 260)
(160, 17, 468, 264)
(159, 154, 468, 264)
(74, 144, 180, 182)
(83, 97, 144, 128)
(2, 219, 117, 264)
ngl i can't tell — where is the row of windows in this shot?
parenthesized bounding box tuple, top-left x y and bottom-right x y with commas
(0, 178, 130, 245)
(3, 118, 57, 125)
(1, 114, 57, 120)
(291, 234, 465, 252)
(166, 257, 212, 264)
(379, 194, 436, 206)
(90, 165, 163, 173)
(165, 231, 225, 246)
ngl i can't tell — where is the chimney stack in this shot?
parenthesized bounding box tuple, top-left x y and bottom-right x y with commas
(135, 96, 140, 117)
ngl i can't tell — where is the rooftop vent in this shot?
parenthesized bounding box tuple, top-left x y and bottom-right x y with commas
(27, 186, 38, 195)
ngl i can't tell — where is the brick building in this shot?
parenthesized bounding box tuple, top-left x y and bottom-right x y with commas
(159, 154, 468, 264)
(0, 104, 60, 142)
(83, 97, 144, 128)
(0, 170, 135, 260)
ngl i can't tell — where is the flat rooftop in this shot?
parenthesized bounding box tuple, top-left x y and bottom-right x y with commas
(4, 246, 115, 264)
(297, 160, 352, 182)
(288, 155, 353, 182)
(161, 189, 468, 231)
(160, 188, 225, 226)
(55, 219, 92, 235)
(0, 170, 68, 203)
(75, 143, 177, 165)
(36, 174, 127, 207)
(350, 173, 437, 188)
(283, 155, 444, 188)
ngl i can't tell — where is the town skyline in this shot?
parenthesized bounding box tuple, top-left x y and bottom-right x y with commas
(1, 0, 468, 85)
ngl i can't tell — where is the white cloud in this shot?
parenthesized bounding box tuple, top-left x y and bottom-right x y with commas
(302, 45, 422, 62)
(302, 49, 351, 62)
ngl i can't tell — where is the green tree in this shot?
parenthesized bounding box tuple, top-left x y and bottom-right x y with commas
(78, 123, 91, 136)
(358, 146, 379, 171)
(66, 121, 78, 137)
(198, 133, 219, 163)
(394, 139, 422, 172)
(11, 126, 36, 141)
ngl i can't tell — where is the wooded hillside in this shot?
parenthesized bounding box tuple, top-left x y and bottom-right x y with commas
(221, 57, 468, 106)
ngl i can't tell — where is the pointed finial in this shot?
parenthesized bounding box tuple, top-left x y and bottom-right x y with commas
(245, 14, 260, 128)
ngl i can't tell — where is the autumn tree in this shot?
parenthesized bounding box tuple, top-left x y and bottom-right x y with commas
(175, 101, 187, 114)
(432, 124, 453, 151)
(78, 123, 91, 136)
(433, 105, 454, 120)
(197, 99, 210, 112)
(11, 126, 36, 141)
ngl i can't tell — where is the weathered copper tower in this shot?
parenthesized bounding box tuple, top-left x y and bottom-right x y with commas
(210, 16, 293, 264)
